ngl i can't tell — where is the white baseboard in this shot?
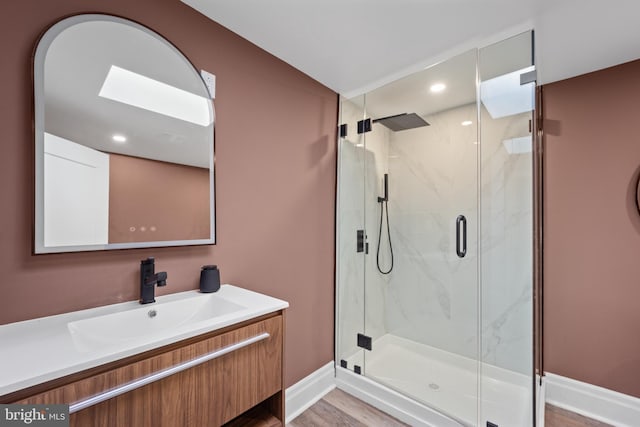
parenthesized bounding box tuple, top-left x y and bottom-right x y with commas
(545, 372, 640, 427)
(285, 361, 336, 423)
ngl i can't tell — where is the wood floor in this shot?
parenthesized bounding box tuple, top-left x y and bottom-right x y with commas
(288, 389, 408, 426)
(287, 389, 612, 427)
(545, 404, 612, 427)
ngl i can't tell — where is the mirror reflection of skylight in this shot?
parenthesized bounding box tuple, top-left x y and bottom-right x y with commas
(481, 66, 535, 119)
(99, 65, 212, 127)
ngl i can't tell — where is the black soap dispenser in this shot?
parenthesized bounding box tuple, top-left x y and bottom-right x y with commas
(200, 265, 220, 293)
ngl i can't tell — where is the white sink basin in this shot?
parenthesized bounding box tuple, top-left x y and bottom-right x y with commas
(67, 293, 246, 350)
(0, 284, 288, 396)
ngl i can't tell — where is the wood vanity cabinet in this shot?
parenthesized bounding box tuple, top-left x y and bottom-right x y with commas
(10, 312, 285, 427)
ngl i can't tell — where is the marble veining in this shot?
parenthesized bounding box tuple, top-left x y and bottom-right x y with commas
(480, 105, 533, 374)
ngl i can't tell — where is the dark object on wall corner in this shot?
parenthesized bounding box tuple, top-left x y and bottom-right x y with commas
(200, 265, 220, 293)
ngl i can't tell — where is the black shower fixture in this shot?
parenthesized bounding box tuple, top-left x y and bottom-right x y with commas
(372, 113, 430, 132)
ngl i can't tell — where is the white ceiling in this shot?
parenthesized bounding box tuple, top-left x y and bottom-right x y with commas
(181, 0, 640, 96)
(363, 49, 478, 120)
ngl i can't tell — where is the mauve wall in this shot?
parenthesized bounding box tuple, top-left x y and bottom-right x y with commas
(0, 0, 337, 388)
(109, 154, 210, 243)
(543, 59, 640, 398)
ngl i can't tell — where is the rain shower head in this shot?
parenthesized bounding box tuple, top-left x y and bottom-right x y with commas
(372, 113, 430, 132)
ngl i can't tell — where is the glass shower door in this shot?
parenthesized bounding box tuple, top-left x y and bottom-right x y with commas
(361, 50, 481, 426)
(479, 31, 537, 427)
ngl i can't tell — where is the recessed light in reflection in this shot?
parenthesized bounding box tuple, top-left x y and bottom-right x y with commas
(112, 134, 127, 143)
(430, 83, 446, 93)
(461, 120, 473, 126)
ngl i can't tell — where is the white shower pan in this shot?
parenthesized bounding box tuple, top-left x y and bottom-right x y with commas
(339, 334, 537, 427)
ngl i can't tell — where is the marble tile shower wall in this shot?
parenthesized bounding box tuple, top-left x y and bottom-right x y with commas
(384, 103, 532, 374)
(385, 104, 479, 360)
(480, 107, 532, 374)
(363, 123, 390, 344)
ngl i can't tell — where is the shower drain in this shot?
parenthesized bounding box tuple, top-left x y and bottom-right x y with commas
(428, 383, 440, 391)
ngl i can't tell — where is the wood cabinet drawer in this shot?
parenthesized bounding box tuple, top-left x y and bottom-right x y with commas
(17, 314, 283, 427)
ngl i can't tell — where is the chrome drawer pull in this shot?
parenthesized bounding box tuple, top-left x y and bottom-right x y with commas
(69, 332, 270, 413)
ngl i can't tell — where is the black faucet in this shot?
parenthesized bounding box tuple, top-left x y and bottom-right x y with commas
(140, 257, 167, 304)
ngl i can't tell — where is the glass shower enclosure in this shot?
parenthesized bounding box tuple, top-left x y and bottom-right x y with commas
(336, 32, 539, 426)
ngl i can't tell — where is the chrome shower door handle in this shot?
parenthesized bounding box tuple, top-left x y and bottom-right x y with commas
(456, 215, 467, 258)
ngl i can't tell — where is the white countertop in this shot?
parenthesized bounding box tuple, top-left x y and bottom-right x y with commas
(0, 285, 288, 397)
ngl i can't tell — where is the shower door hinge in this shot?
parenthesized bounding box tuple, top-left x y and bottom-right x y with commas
(357, 230, 367, 253)
(357, 118, 371, 134)
(339, 123, 347, 138)
(357, 333, 372, 351)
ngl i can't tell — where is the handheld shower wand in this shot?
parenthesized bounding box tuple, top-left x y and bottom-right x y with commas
(377, 174, 394, 274)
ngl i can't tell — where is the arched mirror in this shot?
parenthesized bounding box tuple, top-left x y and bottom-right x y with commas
(34, 14, 215, 253)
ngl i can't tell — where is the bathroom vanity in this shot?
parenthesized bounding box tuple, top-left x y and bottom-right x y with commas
(0, 285, 288, 426)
